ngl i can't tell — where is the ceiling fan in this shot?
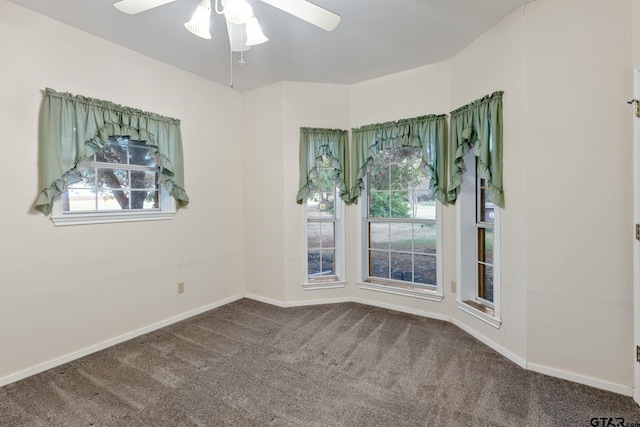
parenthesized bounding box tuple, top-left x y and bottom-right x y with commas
(113, 0, 341, 52)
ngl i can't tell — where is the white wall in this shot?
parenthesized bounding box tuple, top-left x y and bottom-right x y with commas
(449, 3, 529, 367)
(0, 1, 244, 383)
(242, 83, 286, 302)
(524, 0, 634, 390)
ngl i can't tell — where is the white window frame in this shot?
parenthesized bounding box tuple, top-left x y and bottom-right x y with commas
(456, 150, 501, 328)
(303, 182, 346, 290)
(51, 138, 176, 226)
(356, 152, 444, 302)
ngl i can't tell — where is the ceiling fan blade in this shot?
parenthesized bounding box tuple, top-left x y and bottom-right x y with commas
(260, 0, 340, 31)
(113, 0, 177, 15)
(225, 20, 251, 52)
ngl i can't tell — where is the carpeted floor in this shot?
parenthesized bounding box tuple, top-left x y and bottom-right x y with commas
(1, 298, 640, 426)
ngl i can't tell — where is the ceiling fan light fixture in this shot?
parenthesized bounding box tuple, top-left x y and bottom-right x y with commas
(222, 0, 254, 24)
(185, 0, 212, 39)
(245, 17, 268, 46)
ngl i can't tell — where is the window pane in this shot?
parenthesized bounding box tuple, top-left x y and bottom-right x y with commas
(95, 143, 128, 164)
(130, 171, 157, 189)
(318, 193, 335, 219)
(389, 223, 412, 252)
(98, 189, 129, 210)
(414, 254, 436, 286)
(308, 250, 321, 276)
(477, 228, 494, 265)
(321, 249, 335, 276)
(414, 190, 436, 220)
(478, 264, 494, 303)
(388, 191, 411, 219)
(414, 223, 436, 254)
(129, 144, 155, 167)
(314, 167, 336, 193)
(68, 169, 96, 189)
(369, 250, 390, 279)
(478, 179, 494, 223)
(307, 192, 321, 218)
(130, 190, 158, 210)
(66, 189, 96, 212)
(369, 223, 389, 250)
(307, 223, 321, 249)
(369, 162, 389, 190)
(390, 252, 412, 282)
(369, 190, 389, 218)
(389, 163, 405, 190)
(320, 222, 335, 248)
(98, 168, 129, 190)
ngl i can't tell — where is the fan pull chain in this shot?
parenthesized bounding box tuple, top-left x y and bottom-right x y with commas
(239, 23, 246, 65)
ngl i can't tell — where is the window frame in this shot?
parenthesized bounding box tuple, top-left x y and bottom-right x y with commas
(357, 148, 444, 302)
(456, 150, 501, 327)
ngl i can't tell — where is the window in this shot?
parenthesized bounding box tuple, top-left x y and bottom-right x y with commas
(304, 155, 344, 288)
(457, 151, 501, 327)
(297, 127, 349, 288)
(476, 174, 495, 304)
(449, 91, 503, 327)
(34, 88, 189, 222)
(360, 147, 443, 300)
(51, 136, 175, 226)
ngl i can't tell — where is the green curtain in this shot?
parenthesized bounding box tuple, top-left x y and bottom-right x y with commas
(447, 91, 504, 207)
(34, 88, 189, 215)
(296, 127, 351, 204)
(349, 114, 447, 204)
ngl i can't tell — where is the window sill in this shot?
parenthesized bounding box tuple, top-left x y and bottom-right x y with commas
(51, 211, 176, 226)
(457, 300, 501, 328)
(358, 280, 443, 302)
(303, 280, 346, 290)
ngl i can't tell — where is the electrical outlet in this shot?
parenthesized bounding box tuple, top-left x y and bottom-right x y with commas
(177, 282, 185, 294)
(451, 281, 457, 293)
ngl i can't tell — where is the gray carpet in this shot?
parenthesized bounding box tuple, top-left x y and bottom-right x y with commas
(1, 298, 640, 426)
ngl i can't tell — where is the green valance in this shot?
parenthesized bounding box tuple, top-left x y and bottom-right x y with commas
(296, 127, 351, 205)
(349, 114, 448, 204)
(34, 88, 189, 215)
(447, 91, 504, 207)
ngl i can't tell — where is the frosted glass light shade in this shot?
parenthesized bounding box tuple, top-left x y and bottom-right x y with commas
(185, 0, 212, 39)
(223, 0, 253, 24)
(245, 17, 268, 46)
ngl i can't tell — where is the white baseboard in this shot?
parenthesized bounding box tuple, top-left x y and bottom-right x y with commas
(527, 362, 633, 397)
(2, 291, 634, 398)
(245, 293, 633, 396)
(0, 294, 244, 388)
(245, 293, 451, 323)
(451, 318, 527, 369)
(244, 293, 352, 308)
(352, 296, 451, 322)
(244, 293, 286, 307)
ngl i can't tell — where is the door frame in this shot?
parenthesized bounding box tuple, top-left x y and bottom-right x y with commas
(633, 63, 640, 405)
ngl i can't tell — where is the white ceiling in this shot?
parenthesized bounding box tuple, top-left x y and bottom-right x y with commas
(7, 0, 530, 92)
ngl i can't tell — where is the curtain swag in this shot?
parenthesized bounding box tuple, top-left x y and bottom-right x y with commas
(34, 88, 189, 215)
(447, 91, 504, 207)
(349, 114, 448, 205)
(296, 127, 351, 205)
